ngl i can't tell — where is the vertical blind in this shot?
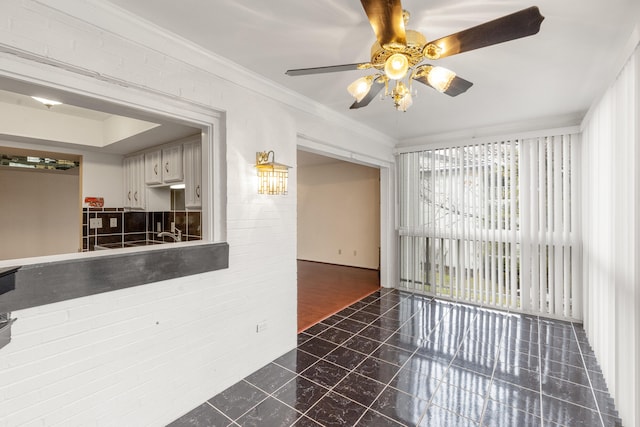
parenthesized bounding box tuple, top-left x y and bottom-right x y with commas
(581, 44, 640, 425)
(398, 133, 581, 319)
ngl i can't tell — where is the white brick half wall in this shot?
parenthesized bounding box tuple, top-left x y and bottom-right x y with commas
(0, 1, 395, 425)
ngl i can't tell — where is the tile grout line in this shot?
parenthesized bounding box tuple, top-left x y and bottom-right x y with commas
(414, 305, 480, 426)
(352, 295, 444, 427)
(203, 400, 235, 426)
(476, 309, 510, 427)
(571, 322, 606, 427)
(281, 291, 411, 425)
(187, 291, 616, 427)
(216, 289, 399, 427)
(353, 296, 454, 426)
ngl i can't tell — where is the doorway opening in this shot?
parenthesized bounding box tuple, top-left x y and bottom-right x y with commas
(297, 150, 381, 331)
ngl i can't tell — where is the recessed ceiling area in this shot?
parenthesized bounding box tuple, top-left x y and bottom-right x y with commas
(0, 79, 200, 155)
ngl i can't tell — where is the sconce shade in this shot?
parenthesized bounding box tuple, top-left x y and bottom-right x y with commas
(256, 151, 291, 195)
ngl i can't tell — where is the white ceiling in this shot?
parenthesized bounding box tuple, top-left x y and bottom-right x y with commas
(0, 84, 200, 155)
(105, 0, 639, 142)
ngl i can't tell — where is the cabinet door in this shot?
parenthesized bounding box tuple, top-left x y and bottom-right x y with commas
(124, 155, 146, 209)
(184, 141, 202, 209)
(123, 157, 134, 208)
(145, 150, 162, 184)
(162, 146, 183, 183)
(132, 155, 145, 209)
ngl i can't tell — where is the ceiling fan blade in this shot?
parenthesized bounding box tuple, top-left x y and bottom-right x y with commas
(426, 6, 544, 59)
(413, 66, 473, 97)
(440, 76, 473, 97)
(360, 0, 406, 49)
(285, 63, 368, 76)
(350, 80, 385, 109)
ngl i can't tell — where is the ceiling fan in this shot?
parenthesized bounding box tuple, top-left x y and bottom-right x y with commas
(285, 0, 544, 111)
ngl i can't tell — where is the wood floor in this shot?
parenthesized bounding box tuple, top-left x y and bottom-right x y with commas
(297, 260, 380, 332)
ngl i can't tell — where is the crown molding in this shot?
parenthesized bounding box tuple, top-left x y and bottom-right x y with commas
(31, 0, 397, 148)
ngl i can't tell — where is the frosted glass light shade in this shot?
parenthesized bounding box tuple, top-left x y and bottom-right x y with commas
(347, 76, 374, 102)
(384, 54, 409, 80)
(427, 66, 456, 92)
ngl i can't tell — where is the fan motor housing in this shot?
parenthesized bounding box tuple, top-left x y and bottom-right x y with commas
(370, 29, 427, 69)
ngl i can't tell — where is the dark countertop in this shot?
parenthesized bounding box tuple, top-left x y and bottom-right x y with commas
(0, 242, 229, 313)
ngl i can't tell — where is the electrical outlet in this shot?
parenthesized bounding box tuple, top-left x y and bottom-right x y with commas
(353, 250, 357, 256)
(89, 218, 102, 229)
(157, 222, 162, 232)
(256, 321, 268, 333)
(338, 249, 342, 255)
(110, 218, 117, 228)
(171, 222, 176, 232)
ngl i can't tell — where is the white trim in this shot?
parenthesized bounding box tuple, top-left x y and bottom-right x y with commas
(297, 134, 394, 168)
(395, 126, 581, 154)
(296, 133, 396, 288)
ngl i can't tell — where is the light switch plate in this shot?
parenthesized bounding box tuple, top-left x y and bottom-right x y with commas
(89, 218, 102, 229)
(110, 218, 117, 228)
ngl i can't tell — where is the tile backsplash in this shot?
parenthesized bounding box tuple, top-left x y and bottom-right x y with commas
(82, 208, 201, 251)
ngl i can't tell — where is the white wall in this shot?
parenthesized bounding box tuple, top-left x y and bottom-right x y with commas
(0, 168, 80, 259)
(298, 160, 380, 269)
(0, 1, 395, 426)
(581, 43, 640, 426)
(0, 138, 124, 208)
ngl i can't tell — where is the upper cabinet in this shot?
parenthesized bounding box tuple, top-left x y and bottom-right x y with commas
(123, 154, 145, 209)
(145, 146, 183, 185)
(162, 145, 183, 183)
(183, 140, 202, 209)
(124, 135, 201, 211)
(144, 150, 162, 185)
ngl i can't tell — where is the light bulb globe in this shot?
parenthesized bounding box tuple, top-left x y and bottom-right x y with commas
(384, 54, 409, 80)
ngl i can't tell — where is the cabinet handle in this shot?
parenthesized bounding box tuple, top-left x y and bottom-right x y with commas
(165, 162, 169, 173)
(154, 164, 158, 175)
(196, 185, 200, 198)
(134, 191, 138, 202)
(128, 191, 131, 201)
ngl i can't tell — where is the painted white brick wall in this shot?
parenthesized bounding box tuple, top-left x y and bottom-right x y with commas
(0, 1, 394, 426)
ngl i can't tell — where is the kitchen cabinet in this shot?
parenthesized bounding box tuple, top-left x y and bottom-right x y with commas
(162, 146, 183, 183)
(183, 140, 202, 208)
(144, 150, 162, 185)
(123, 154, 145, 209)
(145, 146, 183, 185)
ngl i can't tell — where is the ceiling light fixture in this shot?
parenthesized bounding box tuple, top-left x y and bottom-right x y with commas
(348, 63, 456, 112)
(31, 96, 63, 109)
(344, 10, 459, 112)
(287, 4, 545, 113)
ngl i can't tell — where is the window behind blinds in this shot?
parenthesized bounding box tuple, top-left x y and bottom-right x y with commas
(398, 134, 581, 320)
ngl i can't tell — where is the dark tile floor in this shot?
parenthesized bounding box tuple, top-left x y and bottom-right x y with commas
(168, 289, 622, 426)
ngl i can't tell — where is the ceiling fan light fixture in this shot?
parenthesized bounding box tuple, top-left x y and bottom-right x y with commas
(392, 81, 412, 111)
(384, 53, 409, 80)
(347, 75, 375, 102)
(427, 66, 456, 93)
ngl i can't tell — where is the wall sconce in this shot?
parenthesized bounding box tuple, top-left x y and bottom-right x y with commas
(255, 151, 291, 195)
